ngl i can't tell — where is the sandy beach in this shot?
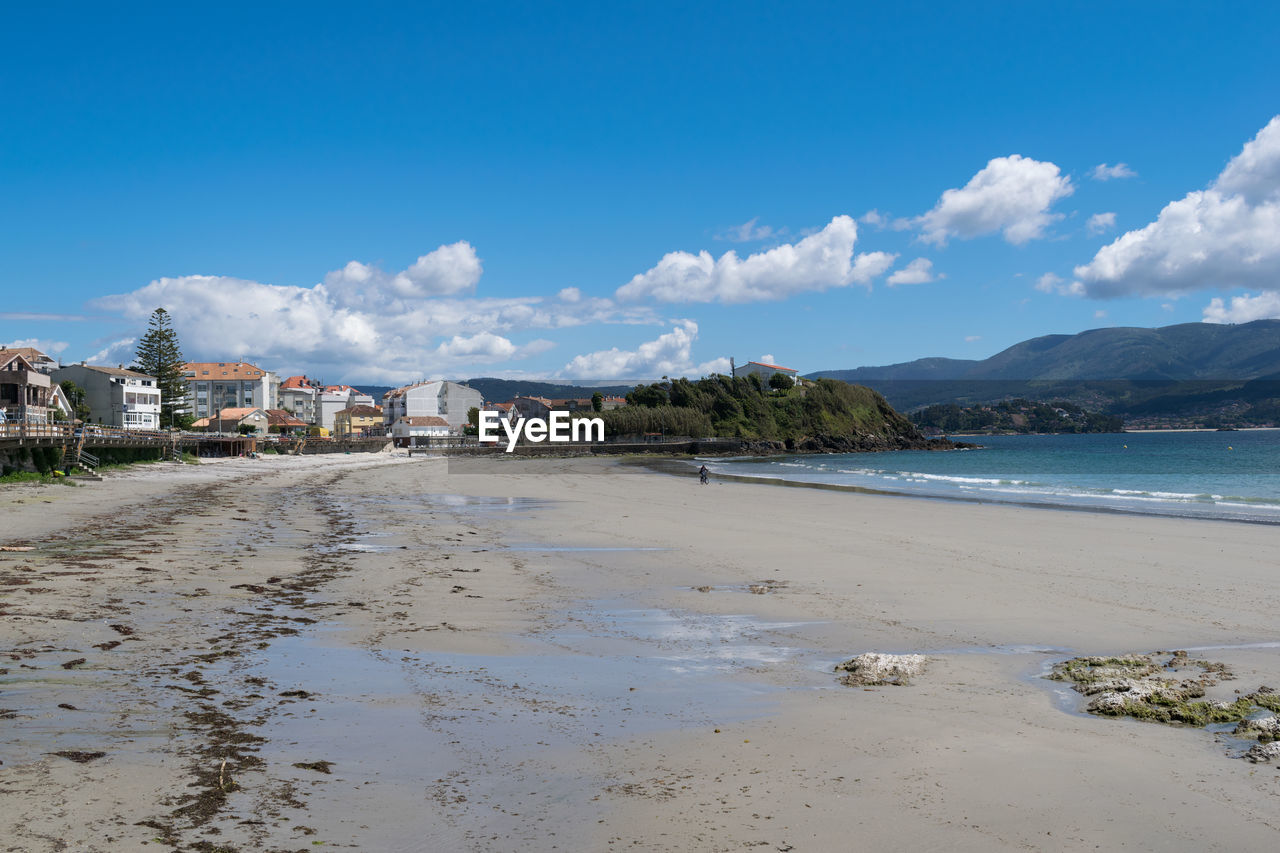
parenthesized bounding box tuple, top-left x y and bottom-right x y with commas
(3, 451, 1280, 851)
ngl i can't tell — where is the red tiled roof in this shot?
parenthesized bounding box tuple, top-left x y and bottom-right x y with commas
(280, 375, 318, 390)
(265, 409, 308, 427)
(398, 416, 449, 427)
(184, 361, 267, 380)
(745, 361, 796, 372)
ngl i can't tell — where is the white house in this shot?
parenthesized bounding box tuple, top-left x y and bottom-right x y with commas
(732, 360, 800, 384)
(382, 380, 483, 434)
(279, 375, 321, 424)
(390, 415, 451, 446)
(52, 363, 163, 430)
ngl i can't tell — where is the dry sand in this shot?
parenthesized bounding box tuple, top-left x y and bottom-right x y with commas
(2, 451, 1279, 851)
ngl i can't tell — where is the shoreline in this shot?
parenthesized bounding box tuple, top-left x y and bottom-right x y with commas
(654, 455, 1280, 528)
(4, 452, 1280, 850)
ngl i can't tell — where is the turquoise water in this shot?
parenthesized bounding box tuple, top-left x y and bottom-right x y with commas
(706, 430, 1280, 523)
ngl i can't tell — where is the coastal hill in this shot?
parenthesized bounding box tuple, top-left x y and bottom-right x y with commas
(810, 320, 1280, 425)
(594, 375, 954, 452)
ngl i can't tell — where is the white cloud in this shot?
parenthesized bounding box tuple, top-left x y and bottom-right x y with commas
(1087, 212, 1117, 234)
(717, 217, 778, 242)
(964, 335, 982, 343)
(1091, 163, 1137, 181)
(4, 337, 69, 355)
(918, 155, 1074, 246)
(616, 215, 896, 303)
(1202, 292, 1280, 324)
(1094, 309, 1108, 319)
(83, 337, 136, 365)
(1034, 272, 1083, 297)
(559, 320, 729, 379)
(91, 245, 657, 383)
(886, 257, 937, 286)
(1075, 116, 1280, 299)
(760, 353, 775, 363)
(558, 287, 581, 303)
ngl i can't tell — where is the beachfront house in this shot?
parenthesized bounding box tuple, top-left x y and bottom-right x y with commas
(389, 415, 451, 446)
(0, 350, 53, 425)
(0, 345, 58, 375)
(382, 380, 483, 434)
(51, 363, 162, 430)
(196, 407, 269, 435)
(184, 361, 280, 420)
(279, 375, 321, 424)
(317, 385, 375, 432)
(266, 408, 310, 435)
(334, 404, 383, 437)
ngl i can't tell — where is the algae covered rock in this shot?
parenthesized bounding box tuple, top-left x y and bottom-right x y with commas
(835, 653, 926, 686)
(1233, 715, 1280, 742)
(1243, 741, 1280, 764)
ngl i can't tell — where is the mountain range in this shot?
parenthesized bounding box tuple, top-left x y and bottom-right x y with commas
(810, 320, 1280, 425)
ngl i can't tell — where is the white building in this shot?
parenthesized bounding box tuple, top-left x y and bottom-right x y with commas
(52, 364, 162, 430)
(382, 380, 483, 434)
(183, 361, 279, 419)
(279, 375, 321, 424)
(731, 360, 800, 384)
(317, 385, 375, 432)
(390, 415, 451, 445)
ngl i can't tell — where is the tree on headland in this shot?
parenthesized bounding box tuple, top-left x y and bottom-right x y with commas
(591, 391, 603, 412)
(768, 372, 794, 391)
(131, 308, 190, 429)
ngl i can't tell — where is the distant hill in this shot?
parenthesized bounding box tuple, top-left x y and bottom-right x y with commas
(809, 320, 1280, 426)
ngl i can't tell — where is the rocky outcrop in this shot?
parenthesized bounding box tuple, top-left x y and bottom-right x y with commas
(1244, 742, 1280, 763)
(835, 653, 927, 686)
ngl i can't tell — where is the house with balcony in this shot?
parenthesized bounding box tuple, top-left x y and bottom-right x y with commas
(51, 363, 162, 430)
(279, 375, 320, 424)
(183, 361, 279, 420)
(0, 350, 53, 424)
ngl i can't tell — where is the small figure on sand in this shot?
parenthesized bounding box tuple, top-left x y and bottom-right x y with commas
(698, 464, 709, 485)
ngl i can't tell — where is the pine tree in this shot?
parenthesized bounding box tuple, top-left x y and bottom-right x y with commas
(131, 308, 190, 429)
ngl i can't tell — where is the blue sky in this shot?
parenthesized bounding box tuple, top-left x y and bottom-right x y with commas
(3, 2, 1279, 384)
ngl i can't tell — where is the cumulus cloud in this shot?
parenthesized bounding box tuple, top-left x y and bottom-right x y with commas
(1203, 292, 1280, 323)
(886, 258, 938, 286)
(616, 215, 896, 303)
(1075, 116, 1280, 299)
(917, 155, 1074, 246)
(4, 337, 69, 355)
(1091, 163, 1137, 181)
(1087, 212, 1117, 234)
(91, 245, 656, 383)
(84, 337, 136, 365)
(964, 335, 982, 343)
(558, 287, 581, 303)
(559, 320, 729, 379)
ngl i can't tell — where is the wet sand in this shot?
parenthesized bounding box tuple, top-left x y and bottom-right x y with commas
(2, 452, 1280, 851)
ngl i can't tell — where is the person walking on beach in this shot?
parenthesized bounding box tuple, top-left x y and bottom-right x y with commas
(698, 464, 709, 485)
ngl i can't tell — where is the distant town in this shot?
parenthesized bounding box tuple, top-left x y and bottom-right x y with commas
(1, 341, 806, 447)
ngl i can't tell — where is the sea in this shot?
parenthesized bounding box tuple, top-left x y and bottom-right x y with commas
(703, 429, 1280, 524)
